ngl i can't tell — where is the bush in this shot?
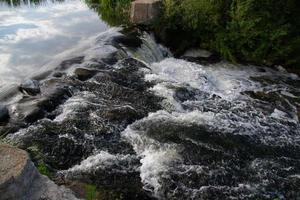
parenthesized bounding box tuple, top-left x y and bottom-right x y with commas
(159, 0, 300, 68)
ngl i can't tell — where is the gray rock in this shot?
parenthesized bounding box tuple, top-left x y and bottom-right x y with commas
(20, 79, 41, 95)
(0, 144, 80, 200)
(0, 105, 9, 122)
(130, 0, 162, 25)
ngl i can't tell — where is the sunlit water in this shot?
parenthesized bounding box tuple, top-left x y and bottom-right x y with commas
(0, 0, 108, 87)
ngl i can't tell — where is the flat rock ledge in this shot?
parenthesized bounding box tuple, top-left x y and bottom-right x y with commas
(0, 144, 79, 200)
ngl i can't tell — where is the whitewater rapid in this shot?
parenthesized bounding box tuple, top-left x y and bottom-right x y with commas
(3, 29, 300, 199)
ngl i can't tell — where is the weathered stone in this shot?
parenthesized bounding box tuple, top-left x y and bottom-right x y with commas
(130, 0, 162, 25)
(19, 79, 40, 96)
(0, 144, 79, 200)
(0, 105, 9, 122)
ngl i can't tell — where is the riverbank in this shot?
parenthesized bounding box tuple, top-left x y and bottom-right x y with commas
(112, 0, 300, 71)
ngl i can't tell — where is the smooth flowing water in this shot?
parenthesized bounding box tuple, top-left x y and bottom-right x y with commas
(0, 0, 108, 88)
(1, 1, 300, 200)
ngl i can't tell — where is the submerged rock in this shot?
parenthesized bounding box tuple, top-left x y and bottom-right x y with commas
(19, 79, 40, 96)
(0, 144, 79, 200)
(0, 105, 9, 122)
(73, 68, 98, 81)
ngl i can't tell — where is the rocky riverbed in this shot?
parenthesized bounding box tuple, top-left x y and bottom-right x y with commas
(0, 27, 299, 199)
(1, 1, 300, 199)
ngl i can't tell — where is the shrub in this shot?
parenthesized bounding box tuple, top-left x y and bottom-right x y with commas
(159, 0, 300, 68)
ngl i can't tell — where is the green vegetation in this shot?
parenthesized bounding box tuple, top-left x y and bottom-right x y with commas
(85, 0, 299, 68)
(85, 184, 97, 200)
(85, 0, 131, 26)
(37, 162, 51, 177)
(83, 184, 125, 200)
(158, 0, 300, 68)
(27, 145, 52, 177)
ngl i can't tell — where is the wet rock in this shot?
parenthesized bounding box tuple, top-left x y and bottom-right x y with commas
(57, 56, 84, 70)
(181, 48, 220, 65)
(0, 105, 9, 123)
(12, 79, 72, 123)
(19, 79, 40, 96)
(52, 71, 66, 78)
(105, 105, 142, 123)
(174, 87, 197, 102)
(0, 144, 78, 200)
(73, 68, 98, 81)
(13, 97, 47, 123)
(111, 34, 143, 49)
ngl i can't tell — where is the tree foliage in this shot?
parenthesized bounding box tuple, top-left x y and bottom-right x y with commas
(160, 0, 300, 68)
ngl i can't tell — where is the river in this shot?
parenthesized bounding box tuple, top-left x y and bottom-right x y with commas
(0, 0, 300, 199)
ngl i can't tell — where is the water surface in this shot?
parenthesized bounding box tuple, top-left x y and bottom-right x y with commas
(0, 0, 108, 87)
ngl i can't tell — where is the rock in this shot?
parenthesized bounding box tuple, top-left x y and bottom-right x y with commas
(0, 144, 79, 200)
(57, 56, 85, 71)
(181, 48, 220, 65)
(73, 68, 98, 81)
(13, 96, 47, 123)
(52, 71, 66, 78)
(13, 79, 72, 123)
(0, 105, 9, 123)
(105, 105, 142, 123)
(130, 0, 162, 25)
(19, 79, 40, 95)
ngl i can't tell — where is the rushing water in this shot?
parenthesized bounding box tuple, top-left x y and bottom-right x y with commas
(1, 1, 300, 200)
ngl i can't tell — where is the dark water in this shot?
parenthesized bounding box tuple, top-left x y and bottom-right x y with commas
(1, 1, 300, 200)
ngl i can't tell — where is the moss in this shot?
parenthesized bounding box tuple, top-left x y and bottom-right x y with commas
(83, 184, 125, 200)
(37, 162, 51, 177)
(85, 184, 97, 200)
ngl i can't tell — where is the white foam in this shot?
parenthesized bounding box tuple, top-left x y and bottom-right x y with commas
(67, 151, 137, 174)
(146, 58, 262, 102)
(123, 124, 180, 196)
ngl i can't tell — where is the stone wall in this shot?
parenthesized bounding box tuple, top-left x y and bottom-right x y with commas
(130, 0, 162, 25)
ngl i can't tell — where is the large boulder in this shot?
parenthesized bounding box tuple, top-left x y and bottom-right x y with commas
(130, 0, 162, 25)
(0, 144, 79, 200)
